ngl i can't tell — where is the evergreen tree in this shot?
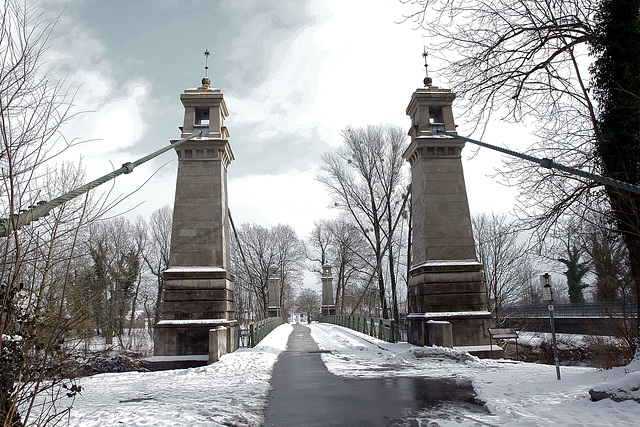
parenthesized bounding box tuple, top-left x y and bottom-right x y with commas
(559, 244, 590, 303)
(591, 0, 640, 342)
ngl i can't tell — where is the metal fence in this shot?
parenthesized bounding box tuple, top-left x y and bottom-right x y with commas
(319, 315, 400, 343)
(503, 302, 637, 319)
(248, 317, 284, 348)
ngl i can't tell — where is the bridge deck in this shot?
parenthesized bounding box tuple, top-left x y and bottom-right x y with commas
(262, 324, 482, 426)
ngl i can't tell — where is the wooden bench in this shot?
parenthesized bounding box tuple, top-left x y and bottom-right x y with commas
(488, 327, 519, 360)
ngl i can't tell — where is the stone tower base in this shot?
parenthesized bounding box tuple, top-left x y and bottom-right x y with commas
(154, 267, 238, 357)
(321, 305, 336, 316)
(154, 319, 239, 357)
(407, 312, 493, 347)
(407, 261, 494, 347)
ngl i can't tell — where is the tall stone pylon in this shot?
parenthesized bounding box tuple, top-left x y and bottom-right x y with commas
(267, 265, 280, 318)
(321, 264, 335, 316)
(154, 74, 239, 357)
(403, 77, 493, 349)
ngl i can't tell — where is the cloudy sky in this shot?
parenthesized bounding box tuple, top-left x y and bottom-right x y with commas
(46, 0, 525, 238)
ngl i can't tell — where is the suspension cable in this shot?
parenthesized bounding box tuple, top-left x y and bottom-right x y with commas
(436, 129, 640, 196)
(0, 131, 202, 236)
(228, 208, 257, 293)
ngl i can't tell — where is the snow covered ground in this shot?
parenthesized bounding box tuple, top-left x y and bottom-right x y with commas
(66, 322, 640, 426)
(67, 324, 293, 426)
(309, 323, 640, 426)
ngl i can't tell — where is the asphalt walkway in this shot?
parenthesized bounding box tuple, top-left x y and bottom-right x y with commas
(262, 324, 484, 426)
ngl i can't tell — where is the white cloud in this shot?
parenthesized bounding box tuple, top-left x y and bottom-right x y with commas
(49, 10, 151, 159)
(309, 0, 426, 130)
(71, 69, 113, 110)
(226, 14, 325, 145)
(61, 79, 151, 161)
(228, 167, 335, 237)
(89, 81, 150, 151)
(48, 11, 110, 73)
(41, 0, 522, 237)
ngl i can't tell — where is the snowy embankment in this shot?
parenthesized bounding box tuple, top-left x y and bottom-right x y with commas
(308, 323, 640, 426)
(67, 324, 292, 426)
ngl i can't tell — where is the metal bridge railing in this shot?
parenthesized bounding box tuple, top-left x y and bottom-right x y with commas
(319, 315, 400, 343)
(502, 302, 637, 319)
(248, 317, 284, 347)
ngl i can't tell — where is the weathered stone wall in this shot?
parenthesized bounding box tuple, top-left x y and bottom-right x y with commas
(169, 139, 233, 269)
(408, 262, 487, 313)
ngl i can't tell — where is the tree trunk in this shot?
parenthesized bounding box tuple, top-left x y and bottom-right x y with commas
(388, 238, 399, 322)
(128, 275, 141, 337)
(618, 216, 640, 356)
(592, 0, 640, 357)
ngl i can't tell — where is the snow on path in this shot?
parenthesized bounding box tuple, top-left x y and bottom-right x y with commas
(308, 323, 640, 426)
(67, 324, 293, 427)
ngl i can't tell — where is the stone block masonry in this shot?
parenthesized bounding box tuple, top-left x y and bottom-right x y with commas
(154, 78, 239, 359)
(403, 84, 494, 350)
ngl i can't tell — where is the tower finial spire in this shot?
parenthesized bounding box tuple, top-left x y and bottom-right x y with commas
(202, 49, 211, 88)
(422, 46, 432, 87)
(204, 49, 210, 77)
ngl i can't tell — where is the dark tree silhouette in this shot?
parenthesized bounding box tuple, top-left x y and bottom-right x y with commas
(591, 0, 640, 347)
(558, 244, 590, 303)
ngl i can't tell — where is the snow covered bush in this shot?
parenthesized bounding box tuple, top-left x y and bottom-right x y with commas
(590, 371, 640, 403)
(411, 345, 480, 363)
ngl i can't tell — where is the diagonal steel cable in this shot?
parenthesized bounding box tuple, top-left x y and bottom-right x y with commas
(0, 131, 202, 236)
(437, 129, 640, 196)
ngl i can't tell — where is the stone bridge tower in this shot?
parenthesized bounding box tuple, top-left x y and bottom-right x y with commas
(154, 74, 239, 357)
(403, 75, 493, 349)
(267, 264, 280, 318)
(321, 264, 335, 316)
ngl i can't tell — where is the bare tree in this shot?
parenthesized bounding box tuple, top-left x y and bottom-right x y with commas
(271, 223, 305, 319)
(472, 213, 532, 324)
(326, 217, 369, 314)
(305, 219, 333, 273)
(402, 0, 640, 354)
(305, 217, 371, 315)
(296, 288, 320, 323)
(379, 129, 410, 323)
(1, 163, 95, 426)
(518, 263, 544, 308)
(229, 232, 256, 326)
(127, 216, 147, 338)
(231, 223, 304, 320)
(583, 216, 630, 302)
(580, 214, 637, 354)
(237, 223, 272, 318)
(141, 205, 172, 327)
(318, 125, 408, 319)
(0, 1, 92, 424)
(83, 218, 143, 345)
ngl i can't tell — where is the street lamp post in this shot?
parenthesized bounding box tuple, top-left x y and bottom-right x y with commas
(541, 273, 561, 380)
